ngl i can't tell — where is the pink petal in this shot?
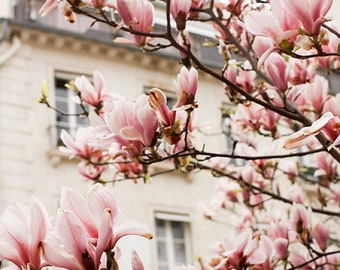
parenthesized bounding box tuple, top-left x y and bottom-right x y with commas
(87, 184, 118, 222)
(60, 188, 98, 238)
(41, 240, 85, 270)
(38, 0, 57, 16)
(95, 209, 114, 266)
(112, 227, 153, 247)
(131, 250, 144, 270)
(28, 198, 48, 267)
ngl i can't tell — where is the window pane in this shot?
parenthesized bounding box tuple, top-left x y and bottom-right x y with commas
(174, 243, 186, 264)
(171, 221, 184, 239)
(157, 241, 168, 261)
(56, 87, 68, 98)
(156, 219, 166, 237)
(56, 100, 69, 115)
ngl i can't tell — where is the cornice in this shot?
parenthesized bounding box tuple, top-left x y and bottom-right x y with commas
(7, 20, 181, 72)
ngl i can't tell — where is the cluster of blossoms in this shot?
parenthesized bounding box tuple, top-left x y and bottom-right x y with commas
(2, 0, 339, 269)
(0, 184, 152, 269)
(203, 203, 339, 269)
(57, 66, 198, 182)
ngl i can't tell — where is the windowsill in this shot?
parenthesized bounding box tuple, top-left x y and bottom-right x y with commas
(47, 147, 79, 167)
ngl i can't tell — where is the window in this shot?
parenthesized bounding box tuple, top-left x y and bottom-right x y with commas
(54, 73, 88, 146)
(155, 212, 191, 270)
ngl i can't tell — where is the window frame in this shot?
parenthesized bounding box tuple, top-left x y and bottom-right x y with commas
(52, 71, 90, 146)
(154, 212, 192, 270)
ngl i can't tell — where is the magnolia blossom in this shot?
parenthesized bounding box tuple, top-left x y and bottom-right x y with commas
(74, 70, 106, 107)
(39, 0, 77, 23)
(170, 0, 191, 30)
(59, 127, 98, 159)
(290, 203, 311, 234)
(105, 94, 158, 148)
(283, 112, 340, 150)
(311, 223, 329, 251)
(116, 0, 154, 47)
(148, 88, 176, 127)
(243, 3, 299, 44)
(0, 198, 48, 269)
(41, 184, 152, 269)
(173, 66, 198, 108)
(283, 0, 333, 35)
(264, 52, 289, 91)
(323, 93, 340, 116)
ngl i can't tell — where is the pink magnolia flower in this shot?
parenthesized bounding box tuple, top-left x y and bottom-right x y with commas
(116, 0, 154, 47)
(170, 0, 191, 30)
(290, 203, 311, 234)
(314, 151, 338, 179)
(173, 66, 198, 108)
(39, 0, 77, 23)
(288, 58, 317, 85)
(273, 238, 289, 260)
(59, 127, 98, 159)
(268, 221, 289, 241)
(148, 88, 176, 127)
(42, 184, 152, 269)
(317, 22, 340, 68)
(77, 159, 107, 181)
(244, 3, 299, 44)
(322, 93, 340, 116)
(234, 102, 280, 136)
(283, 112, 340, 150)
(74, 70, 106, 107)
(288, 184, 305, 204)
(0, 198, 48, 269)
(264, 52, 289, 91)
(222, 231, 272, 269)
(330, 183, 340, 204)
(283, 0, 333, 35)
(311, 223, 329, 251)
(303, 76, 329, 113)
(106, 94, 158, 147)
(41, 209, 97, 270)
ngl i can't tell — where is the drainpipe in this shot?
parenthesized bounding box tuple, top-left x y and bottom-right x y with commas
(0, 19, 22, 66)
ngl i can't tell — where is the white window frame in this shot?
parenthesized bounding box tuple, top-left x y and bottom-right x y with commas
(53, 71, 89, 146)
(154, 212, 192, 270)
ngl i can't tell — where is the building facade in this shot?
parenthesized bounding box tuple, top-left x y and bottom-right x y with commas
(0, 1, 228, 269)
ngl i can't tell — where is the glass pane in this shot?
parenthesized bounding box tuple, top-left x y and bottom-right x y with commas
(156, 219, 166, 237)
(56, 87, 68, 98)
(157, 241, 168, 261)
(174, 243, 186, 264)
(76, 105, 89, 126)
(56, 100, 69, 114)
(171, 221, 184, 239)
